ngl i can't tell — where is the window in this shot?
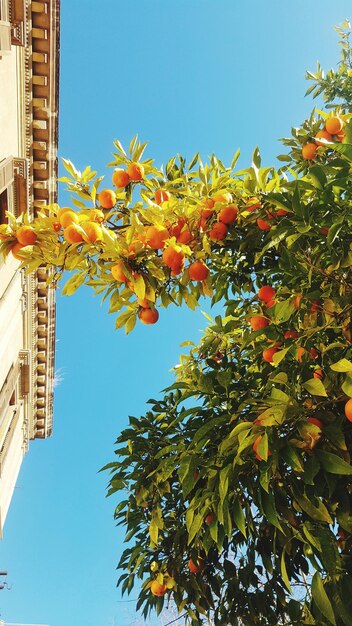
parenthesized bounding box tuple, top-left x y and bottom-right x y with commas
(0, 157, 14, 224)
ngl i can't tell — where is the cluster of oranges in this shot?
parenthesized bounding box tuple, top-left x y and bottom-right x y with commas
(302, 115, 345, 160)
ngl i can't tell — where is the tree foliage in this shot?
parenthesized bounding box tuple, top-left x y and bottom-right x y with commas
(2, 21, 352, 626)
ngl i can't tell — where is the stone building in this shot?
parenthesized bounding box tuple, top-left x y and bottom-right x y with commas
(0, 0, 59, 537)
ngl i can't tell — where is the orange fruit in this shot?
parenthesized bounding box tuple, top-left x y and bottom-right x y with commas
(266, 299, 276, 309)
(294, 294, 303, 309)
(139, 307, 159, 325)
(209, 221, 228, 241)
(127, 162, 144, 181)
(219, 204, 238, 224)
(203, 198, 215, 209)
(276, 208, 289, 217)
(188, 558, 204, 574)
(171, 264, 184, 276)
(257, 218, 271, 231)
(81, 221, 103, 243)
(98, 189, 116, 209)
(253, 435, 272, 461)
(177, 227, 193, 244)
(59, 210, 79, 228)
(146, 225, 169, 249)
(150, 580, 167, 597)
(325, 116, 343, 135)
(246, 198, 261, 212)
(302, 143, 318, 160)
(250, 316, 268, 331)
(52, 221, 62, 232)
(320, 227, 330, 236)
(344, 398, 352, 422)
(63, 224, 84, 244)
(111, 260, 129, 283)
(137, 297, 150, 308)
(16, 225, 37, 246)
(262, 347, 278, 363)
(296, 347, 306, 363)
(11, 242, 27, 260)
(313, 369, 323, 380)
(212, 192, 232, 204)
(310, 300, 320, 312)
(307, 417, 323, 430)
(189, 261, 209, 281)
(315, 129, 333, 146)
(162, 246, 185, 271)
(112, 169, 130, 188)
(57, 207, 73, 221)
(201, 207, 215, 221)
(284, 329, 298, 339)
(205, 513, 215, 525)
(154, 189, 171, 205)
(336, 131, 345, 143)
(89, 208, 105, 223)
(258, 286, 275, 303)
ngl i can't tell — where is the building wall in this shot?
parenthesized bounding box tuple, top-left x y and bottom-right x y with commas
(0, 0, 59, 538)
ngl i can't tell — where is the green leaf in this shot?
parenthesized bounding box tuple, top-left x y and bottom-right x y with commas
(330, 358, 352, 372)
(219, 464, 231, 503)
(261, 491, 283, 532)
(273, 300, 295, 324)
(280, 550, 292, 593)
(303, 378, 327, 397)
(257, 432, 269, 461)
(315, 450, 352, 475)
(232, 499, 246, 538)
(342, 372, 352, 397)
(293, 488, 332, 524)
(62, 272, 86, 296)
(311, 572, 336, 626)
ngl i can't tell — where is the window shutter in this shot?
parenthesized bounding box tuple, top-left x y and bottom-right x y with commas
(0, 21, 11, 54)
(0, 157, 14, 195)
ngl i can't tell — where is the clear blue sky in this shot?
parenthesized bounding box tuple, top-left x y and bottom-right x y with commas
(1, 2, 351, 624)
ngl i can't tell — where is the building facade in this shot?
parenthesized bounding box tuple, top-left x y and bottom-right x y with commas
(0, 0, 59, 537)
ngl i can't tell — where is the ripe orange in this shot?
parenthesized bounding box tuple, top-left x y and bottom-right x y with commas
(59, 210, 79, 228)
(169, 218, 185, 239)
(205, 513, 215, 525)
(336, 131, 345, 143)
(201, 207, 215, 221)
(266, 299, 276, 309)
(154, 189, 171, 205)
(112, 169, 130, 188)
(98, 189, 116, 209)
(302, 143, 318, 160)
(258, 285, 275, 303)
(262, 347, 278, 363)
(150, 580, 167, 597)
(11, 242, 27, 260)
(284, 329, 298, 339)
(325, 116, 343, 135)
(246, 197, 261, 212)
(16, 225, 37, 246)
(89, 208, 105, 223)
(162, 246, 185, 271)
(313, 369, 323, 380)
(296, 347, 306, 363)
(209, 221, 228, 241)
(188, 558, 204, 574)
(57, 206, 73, 221)
(177, 227, 193, 244)
(146, 225, 169, 249)
(310, 300, 320, 312)
(212, 192, 232, 204)
(127, 162, 144, 181)
(253, 435, 272, 461)
(315, 129, 333, 146)
(63, 224, 84, 244)
(137, 297, 150, 308)
(257, 218, 271, 231)
(171, 265, 184, 276)
(310, 347, 318, 360)
(307, 417, 323, 429)
(203, 198, 215, 209)
(320, 227, 330, 236)
(81, 221, 103, 243)
(111, 260, 129, 282)
(219, 204, 238, 224)
(344, 398, 352, 422)
(276, 208, 288, 217)
(294, 294, 303, 309)
(139, 307, 159, 325)
(188, 261, 209, 281)
(250, 316, 268, 331)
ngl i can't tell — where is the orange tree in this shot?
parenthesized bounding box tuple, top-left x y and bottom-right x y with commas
(2, 21, 352, 626)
